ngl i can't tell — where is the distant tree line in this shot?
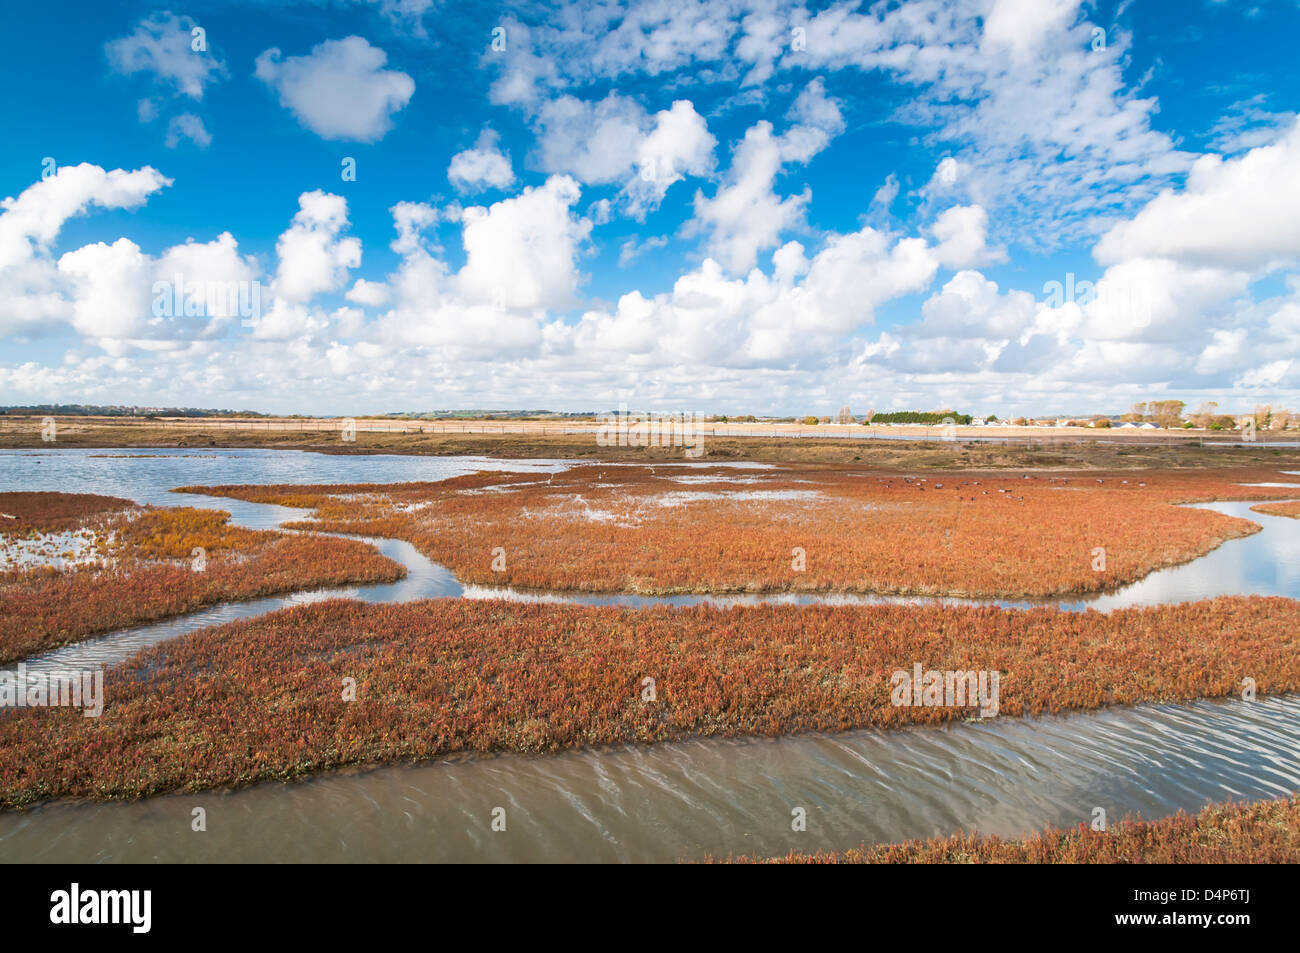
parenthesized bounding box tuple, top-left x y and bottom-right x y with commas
(1122, 400, 1296, 431)
(1121, 400, 1187, 428)
(868, 410, 973, 425)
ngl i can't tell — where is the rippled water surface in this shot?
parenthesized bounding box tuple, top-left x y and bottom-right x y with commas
(2, 694, 1298, 862)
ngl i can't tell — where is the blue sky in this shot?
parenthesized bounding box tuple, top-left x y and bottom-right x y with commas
(2, 0, 1299, 416)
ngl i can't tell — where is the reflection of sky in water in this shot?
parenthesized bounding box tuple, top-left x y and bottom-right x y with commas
(0, 448, 568, 530)
(0, 528, 104, 571)
(1065, 501, 1300, 611)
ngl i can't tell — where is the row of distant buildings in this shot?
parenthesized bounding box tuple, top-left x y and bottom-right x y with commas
(964, 417, 1162, 428)
(966, 415, 1296, 430)
(827, 409, 1294, 430)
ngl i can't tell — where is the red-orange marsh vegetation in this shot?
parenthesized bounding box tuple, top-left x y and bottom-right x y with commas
(2, 595, 1295, 808)
(0, 491, 136, 534)
(1252, 500, 1300, 519)
(179, 464, 1300, 599)
(725, 795, 1300, 863)
(0, 494, 404, 664)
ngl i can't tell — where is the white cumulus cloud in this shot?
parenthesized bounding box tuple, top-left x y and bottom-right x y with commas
(255, 37, 414, 142)
(448, 130, 516, 193)
(273, 191, 363, 304)
(106, 12, 227, 99)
